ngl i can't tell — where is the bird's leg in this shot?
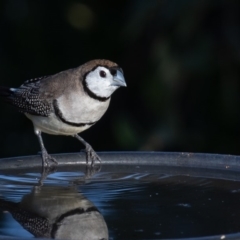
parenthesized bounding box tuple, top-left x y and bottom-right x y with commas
(35, 130, 58, 168)
(73, 134, 101, 166)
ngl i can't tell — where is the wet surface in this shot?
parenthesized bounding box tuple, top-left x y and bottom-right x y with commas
(0, 152, 240, 239)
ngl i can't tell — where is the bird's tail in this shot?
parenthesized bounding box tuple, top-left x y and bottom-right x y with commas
(0, 86, 14, 97)
(0, 87, 17, 107)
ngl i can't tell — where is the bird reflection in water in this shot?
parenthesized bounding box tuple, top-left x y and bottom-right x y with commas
(0, 185, 108, 239)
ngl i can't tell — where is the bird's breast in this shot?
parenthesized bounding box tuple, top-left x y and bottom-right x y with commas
(25, 91, 110, 135)
(56, 92, 110, 124)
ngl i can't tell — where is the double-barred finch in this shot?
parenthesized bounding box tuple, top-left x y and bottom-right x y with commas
(0, 59, 126, 167)
(0, 186, 108, 239)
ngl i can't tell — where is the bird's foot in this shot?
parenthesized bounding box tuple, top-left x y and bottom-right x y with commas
(41, 149, 58, 168)
(85, 143, 101, 166)
(36, 149, 58, 186)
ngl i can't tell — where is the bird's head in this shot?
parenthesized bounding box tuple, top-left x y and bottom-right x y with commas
(82, 59, 126, 101)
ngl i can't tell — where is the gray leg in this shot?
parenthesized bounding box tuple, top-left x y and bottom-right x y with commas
(35, 130, 58, 167)
(74, 134, 101, 166)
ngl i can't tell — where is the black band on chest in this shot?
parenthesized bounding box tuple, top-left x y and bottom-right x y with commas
(53, 99, 96, 127)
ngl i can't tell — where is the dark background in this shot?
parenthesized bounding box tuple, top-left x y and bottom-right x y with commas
(0, 0, 240, 158)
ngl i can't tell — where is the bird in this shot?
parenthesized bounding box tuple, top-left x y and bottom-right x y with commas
(0, 186, 109, 239)
(0, 59, 126, 168)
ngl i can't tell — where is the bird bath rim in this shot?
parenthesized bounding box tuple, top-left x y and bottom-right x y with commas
(0, 151, 239, 181)
(1, 152, 240, 240)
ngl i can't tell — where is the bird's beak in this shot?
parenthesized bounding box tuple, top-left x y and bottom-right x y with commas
(112, 70, 127, 87)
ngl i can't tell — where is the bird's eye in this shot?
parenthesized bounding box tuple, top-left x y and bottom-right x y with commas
(99, 70, 106, 78)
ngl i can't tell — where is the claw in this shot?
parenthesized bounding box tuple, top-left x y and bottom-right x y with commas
(37, 149, 58, 186)
(74, 134, 101, 166)
(85, 143, 101, 166)
(41, 149, 58, 168)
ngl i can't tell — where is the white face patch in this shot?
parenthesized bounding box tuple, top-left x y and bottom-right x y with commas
(85, 66, 119, 98)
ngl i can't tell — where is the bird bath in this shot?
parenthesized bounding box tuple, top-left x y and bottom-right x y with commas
(0, 152, 240, 239)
